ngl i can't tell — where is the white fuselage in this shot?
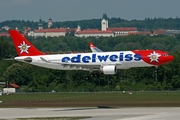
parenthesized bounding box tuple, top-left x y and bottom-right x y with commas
(15, 51, 153, 71)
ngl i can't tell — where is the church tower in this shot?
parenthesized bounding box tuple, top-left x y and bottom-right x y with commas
(76, 24, 81, 32)
(101, 13, 108, 31)
(38, 18, 43, 30)
(48, 18, 53, 28)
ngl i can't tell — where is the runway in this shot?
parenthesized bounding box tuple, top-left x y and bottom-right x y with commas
(0, 107, 180, 120)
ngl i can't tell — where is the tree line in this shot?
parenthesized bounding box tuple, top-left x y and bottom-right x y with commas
(1, 17, 180, 31)
(0, 34, 180, 92)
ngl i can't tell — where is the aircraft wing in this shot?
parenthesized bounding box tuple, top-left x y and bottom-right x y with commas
(40, 57, 124, 70)
(89, 42, 103, 52)
(61, 64, 101, 70)
(60, 62, 126, 71)
(40, 57, 100, 70)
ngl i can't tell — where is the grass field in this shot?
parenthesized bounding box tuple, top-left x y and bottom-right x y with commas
(0, 91, 180, 107)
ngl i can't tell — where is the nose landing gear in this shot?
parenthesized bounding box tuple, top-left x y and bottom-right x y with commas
(154, 66, 158, 81)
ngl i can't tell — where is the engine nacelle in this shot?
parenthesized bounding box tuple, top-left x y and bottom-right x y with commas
(100, 65, 117, 75)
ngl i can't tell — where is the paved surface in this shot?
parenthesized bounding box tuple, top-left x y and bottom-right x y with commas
(0, 107, 180, 120)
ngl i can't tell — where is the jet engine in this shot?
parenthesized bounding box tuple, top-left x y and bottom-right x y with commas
(100, 65, 117, 74)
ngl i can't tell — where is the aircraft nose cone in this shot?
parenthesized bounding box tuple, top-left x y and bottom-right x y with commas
(170, 55, 174, 61)
(166, 55, 174, 63)
(162, 55, 174, 65)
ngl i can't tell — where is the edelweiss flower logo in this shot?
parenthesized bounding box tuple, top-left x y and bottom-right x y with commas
(147, 51, 161, 62)
(18, 41, 31, 54)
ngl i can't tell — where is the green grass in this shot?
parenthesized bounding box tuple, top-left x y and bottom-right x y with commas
(1, 92, 180, 107)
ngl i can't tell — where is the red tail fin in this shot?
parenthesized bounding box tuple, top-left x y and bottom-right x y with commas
(9, 30, 44, 56)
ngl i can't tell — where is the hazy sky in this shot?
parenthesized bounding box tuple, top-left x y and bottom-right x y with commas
(1, 0, 180, 22)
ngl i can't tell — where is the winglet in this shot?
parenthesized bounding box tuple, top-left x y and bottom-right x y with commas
(89, 42, 103, 52)
(9, 30, 44, 56)
(89, 42, 95, 48)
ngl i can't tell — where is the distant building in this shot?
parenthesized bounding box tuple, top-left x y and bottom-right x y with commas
(75, 29, 114, 38)
(27, 16, 174, 38)
(3, 83, 20, 93)
(153, 29, 166, 35)
(28, 28, 76, 38)
(2, 26, 10, 30)
(27, 18, 76, 37)
(101, 13, 109, 31)
(48, 18, 53, 28)
(108, 27, 138, 36)
(166, 29, 180, 35)
(76, 24, 81, 32)
(75, 15, 138, 38)
(0, 32, 10, 37)
(138, 31, 152, 35)
(38, 18, 43, 30)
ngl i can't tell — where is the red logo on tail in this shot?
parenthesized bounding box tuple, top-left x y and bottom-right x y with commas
(18, 41, 31, 54)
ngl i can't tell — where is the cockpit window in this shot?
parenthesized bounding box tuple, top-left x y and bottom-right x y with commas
(164, 54, 169, 56)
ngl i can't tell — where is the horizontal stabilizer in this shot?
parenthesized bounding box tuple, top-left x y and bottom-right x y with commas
(40, 57, 49, 62)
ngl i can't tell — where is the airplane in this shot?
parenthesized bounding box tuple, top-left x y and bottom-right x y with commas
(9, 30, 174, 77)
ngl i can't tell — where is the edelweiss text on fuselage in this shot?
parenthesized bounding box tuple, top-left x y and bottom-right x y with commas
(62, 53, 142, 63)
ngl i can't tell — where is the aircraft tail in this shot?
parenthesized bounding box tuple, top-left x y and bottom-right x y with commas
(9, 30, 44, 56)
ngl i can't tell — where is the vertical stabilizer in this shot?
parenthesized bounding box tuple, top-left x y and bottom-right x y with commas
(9, 30, 44, 56)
